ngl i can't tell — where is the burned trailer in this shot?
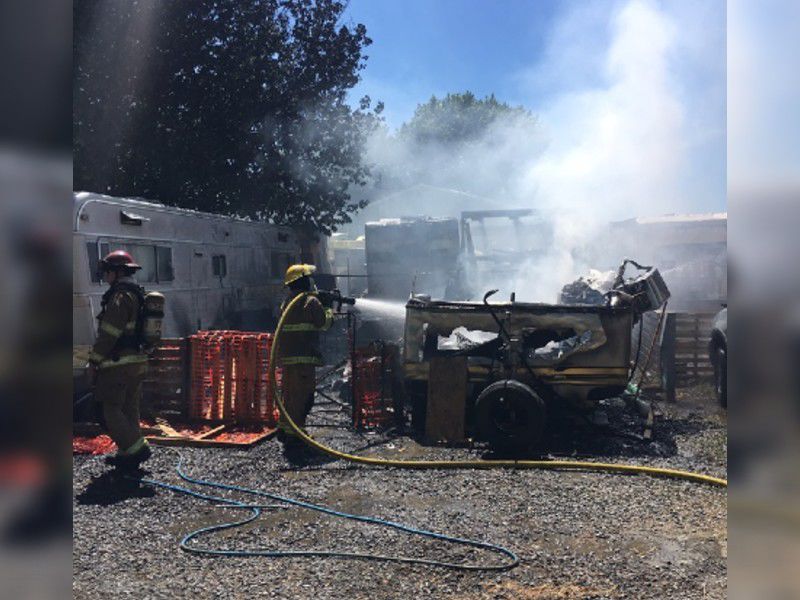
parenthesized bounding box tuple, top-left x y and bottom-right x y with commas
(402, 264, 670, 451)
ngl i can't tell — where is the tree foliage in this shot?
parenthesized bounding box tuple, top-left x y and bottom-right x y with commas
(400, 92, 533, 146)
(370, 92, 538, 198)
(74, 0, 382, 234)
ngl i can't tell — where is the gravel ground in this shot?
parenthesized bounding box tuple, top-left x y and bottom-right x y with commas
(73, 384, 726, 599)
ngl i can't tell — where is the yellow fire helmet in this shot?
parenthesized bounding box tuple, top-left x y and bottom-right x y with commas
(284, 263, 316, 286)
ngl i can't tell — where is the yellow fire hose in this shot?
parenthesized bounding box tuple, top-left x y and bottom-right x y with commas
(270, 293, 727, 488)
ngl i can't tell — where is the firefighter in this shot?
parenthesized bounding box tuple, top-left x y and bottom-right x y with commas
(277, 264, 334, 459)
(87, 250, 151, 470)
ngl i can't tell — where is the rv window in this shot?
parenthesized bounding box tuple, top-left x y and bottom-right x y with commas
(91, 242, 160, 283)
(87, 241, 110, 283)
(87, 242, 100, 282)
(212, 254, 227, 277)
(156, 246, 174, 282)
(125, 244, 157, 283)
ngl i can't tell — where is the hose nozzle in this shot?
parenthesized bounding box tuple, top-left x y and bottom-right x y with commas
(317, 289, 356, 309)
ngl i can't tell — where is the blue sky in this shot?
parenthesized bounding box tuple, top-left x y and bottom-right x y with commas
(343, 0, 727, 214)
(345, 0, 568, 127)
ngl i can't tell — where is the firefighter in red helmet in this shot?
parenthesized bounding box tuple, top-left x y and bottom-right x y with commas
(87, 250, 152, 470)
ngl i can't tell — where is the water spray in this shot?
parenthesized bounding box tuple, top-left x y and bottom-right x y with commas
(352, 298, 407, 321)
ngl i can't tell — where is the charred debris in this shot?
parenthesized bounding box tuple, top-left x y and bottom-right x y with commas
(331, 211, 674, 453)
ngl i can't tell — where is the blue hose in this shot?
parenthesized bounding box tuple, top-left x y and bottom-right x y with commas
(137, 451, 519, 571)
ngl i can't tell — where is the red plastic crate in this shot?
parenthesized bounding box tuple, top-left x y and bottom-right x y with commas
(188, 331, 278, 425)
(352, 345, 396, 430)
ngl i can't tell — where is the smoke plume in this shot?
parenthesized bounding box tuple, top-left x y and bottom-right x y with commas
(358, 0, 724, 303)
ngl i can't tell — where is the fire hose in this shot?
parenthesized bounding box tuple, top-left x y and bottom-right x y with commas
(271, 292, 728, 488)
(137, 448, 519, 570)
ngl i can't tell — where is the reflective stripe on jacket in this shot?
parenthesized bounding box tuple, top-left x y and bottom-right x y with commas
(90, 280, 145, 368)
(281, 355, 323, 366)
(89, 353, 149, 369)
(277, 292, 333, 366)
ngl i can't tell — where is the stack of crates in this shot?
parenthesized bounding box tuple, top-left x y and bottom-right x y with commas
(188, 331, 279, 425)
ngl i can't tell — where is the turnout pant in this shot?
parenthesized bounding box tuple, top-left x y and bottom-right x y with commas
(95, 363, 147, 453)
(280, 364, 316, 433)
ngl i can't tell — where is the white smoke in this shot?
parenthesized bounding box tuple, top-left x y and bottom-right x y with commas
(511, 0, 687, 300)
(360, 0, 724, 302)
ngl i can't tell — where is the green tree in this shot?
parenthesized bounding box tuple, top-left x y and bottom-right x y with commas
(400, 92, 532, 146)
(74, 0, 382, 234)
(371, 92, 539, 198)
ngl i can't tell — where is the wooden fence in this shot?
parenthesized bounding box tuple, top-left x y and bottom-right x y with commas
(660, 312, 715, 401)
(631, 311, 715, 401)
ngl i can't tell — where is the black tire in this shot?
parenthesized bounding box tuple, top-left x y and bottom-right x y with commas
(474, 379, 546, 451)
(714, 345, 727, 408)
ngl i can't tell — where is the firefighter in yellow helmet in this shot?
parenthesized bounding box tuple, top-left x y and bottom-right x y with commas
(87, 250, 151, 471)
(277, 264, 334, 461)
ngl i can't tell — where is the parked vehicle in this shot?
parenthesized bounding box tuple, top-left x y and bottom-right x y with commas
(708, 306, 727, 407)
(73, 191, 328, 347)
(364, 216, 460, 300)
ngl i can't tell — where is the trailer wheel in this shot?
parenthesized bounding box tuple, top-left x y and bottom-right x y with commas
(475, 379, 546, 451)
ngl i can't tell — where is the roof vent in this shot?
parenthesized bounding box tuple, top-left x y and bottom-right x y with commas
(120, 210, 149, 226)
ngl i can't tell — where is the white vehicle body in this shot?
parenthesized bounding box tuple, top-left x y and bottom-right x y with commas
(73, 191, 311, 346)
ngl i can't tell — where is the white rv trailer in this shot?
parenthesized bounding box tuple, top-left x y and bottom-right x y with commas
(73, 191, 325, 347)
